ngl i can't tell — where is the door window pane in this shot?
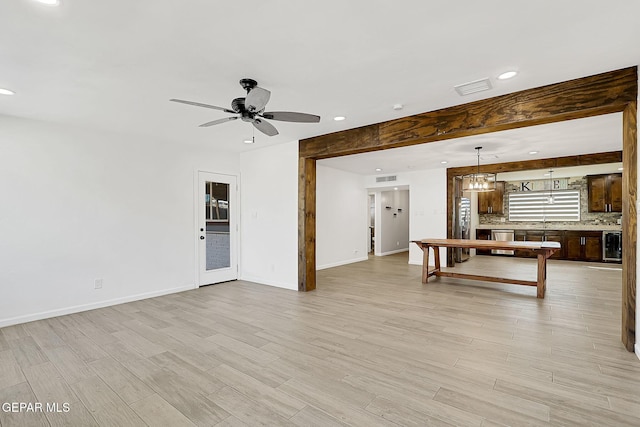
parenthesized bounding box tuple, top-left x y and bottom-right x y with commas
(205, 181, 230, 270)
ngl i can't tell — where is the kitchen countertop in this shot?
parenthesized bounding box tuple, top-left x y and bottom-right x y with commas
(477, 224, 622, 231)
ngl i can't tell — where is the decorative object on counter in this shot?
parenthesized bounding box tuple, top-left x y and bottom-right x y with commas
(461, 147, 496, 192)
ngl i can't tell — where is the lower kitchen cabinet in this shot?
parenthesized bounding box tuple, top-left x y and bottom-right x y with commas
(543, 231, 565, 260)
(565, 231, 602, 262)
(475, 229, 492, 255)
(515, 231, 544, 258)
(478, 228, 602, 262)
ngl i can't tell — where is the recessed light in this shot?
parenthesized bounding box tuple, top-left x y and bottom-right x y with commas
(0, 88, 15, 96)
(375, 168, 382, 172)
(35, 0, 60, 5)
(618, 167, 624, 171)
(394, 187, 398, 191)
(333, 116, 346, 121)
(243, 139, 254, 144)
(440, 161, 448, 164)
(528, 151, 538, 155)
(393, 104, 403, 111)
(497, 70, 518, 80)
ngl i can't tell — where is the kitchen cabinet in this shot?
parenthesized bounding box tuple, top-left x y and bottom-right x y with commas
(514, 230, 544, 258)
(478, 181, 505, 214)
(565, 231, 602, 262)
(588, 173, 622, 213)
(543, 231, 565, 260)
(475, 229, 492, 255)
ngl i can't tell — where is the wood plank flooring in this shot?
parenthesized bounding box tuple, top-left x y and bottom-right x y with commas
(1, 254, 639, 426)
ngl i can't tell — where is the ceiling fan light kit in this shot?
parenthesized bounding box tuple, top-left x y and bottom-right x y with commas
(170, 78, 321, 138)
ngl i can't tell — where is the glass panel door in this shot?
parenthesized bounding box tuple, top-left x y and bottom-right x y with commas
(198, 172, 237, 285)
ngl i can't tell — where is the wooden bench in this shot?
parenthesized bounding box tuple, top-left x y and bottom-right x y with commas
(412, 239, 561, 298)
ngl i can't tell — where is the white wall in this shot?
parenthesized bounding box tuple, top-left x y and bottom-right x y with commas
(407, 169, 448, 266)
(364, 171, 448, 266)
(378, 190, 410, 255)
(239, 140, 298, 290)
(0, 115, 239, 327)
(316, 165, 368, 269)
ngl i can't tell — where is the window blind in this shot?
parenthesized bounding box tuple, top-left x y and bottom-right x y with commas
(508, 190, 580, 222)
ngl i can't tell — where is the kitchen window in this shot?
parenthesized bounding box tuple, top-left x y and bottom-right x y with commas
(508, 190, 580, 222)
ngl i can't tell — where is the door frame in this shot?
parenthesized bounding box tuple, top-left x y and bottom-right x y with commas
(194, 170, 239, 287)
(298, 67, 637, 352)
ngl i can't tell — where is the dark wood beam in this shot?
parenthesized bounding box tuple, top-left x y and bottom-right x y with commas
(298, 156, 316, 292)
(622, 101, 637, 352)
(448, 151, 623, 177)
(300, 67, 637, 159)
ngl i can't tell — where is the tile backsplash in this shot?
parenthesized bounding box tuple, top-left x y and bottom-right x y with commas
(479, 176, 622, 227)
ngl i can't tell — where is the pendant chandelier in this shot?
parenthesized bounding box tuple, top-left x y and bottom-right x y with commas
(461, 146, 496, 192)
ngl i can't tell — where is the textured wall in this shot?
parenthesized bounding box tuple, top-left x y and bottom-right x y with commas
(479, 176, 622, 227)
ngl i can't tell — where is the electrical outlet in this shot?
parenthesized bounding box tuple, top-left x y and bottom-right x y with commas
(94, 279, 103, 289)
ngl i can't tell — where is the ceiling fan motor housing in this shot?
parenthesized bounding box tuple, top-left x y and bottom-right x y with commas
(231, 97, 258, 121)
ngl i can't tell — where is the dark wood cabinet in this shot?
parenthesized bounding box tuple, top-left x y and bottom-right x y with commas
(565, 231, 602, 262)
(478, 182, 505, 214)
(543, 231, 565, 260)
(475, 229, 492, 255)
(514, 231, 528, 258)
(513, 230, 566, 259)
(477, 228, 604, 262)
(588, 173, 622, 213)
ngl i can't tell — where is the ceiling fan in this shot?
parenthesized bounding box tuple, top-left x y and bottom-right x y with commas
(170, 78, 321, 137)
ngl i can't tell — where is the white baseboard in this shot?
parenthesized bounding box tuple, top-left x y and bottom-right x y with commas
(239, 274, 298, 291)
(376, 248, 409, 256)
(317, 256, 369, 271)
(635, 343, 640, 361)
(0, 285, 195, 328)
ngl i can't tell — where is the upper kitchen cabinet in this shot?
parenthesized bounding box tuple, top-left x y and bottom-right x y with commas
(587, 173, 622, 213)
(478, 181, 505, 214)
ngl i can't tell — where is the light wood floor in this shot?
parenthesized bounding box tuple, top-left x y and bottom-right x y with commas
(1, 254, 639, 426)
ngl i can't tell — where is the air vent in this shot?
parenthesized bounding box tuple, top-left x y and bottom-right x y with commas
(454, 78, 492, 96)
(376, 175, 397, 183)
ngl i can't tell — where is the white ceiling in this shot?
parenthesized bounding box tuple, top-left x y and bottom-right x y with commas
(0, 1, 639, 153)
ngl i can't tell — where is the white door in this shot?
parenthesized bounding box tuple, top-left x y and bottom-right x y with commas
(197, 172, 238, 285)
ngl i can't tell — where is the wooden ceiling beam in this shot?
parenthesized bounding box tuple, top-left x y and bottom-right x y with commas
(300, 67, 636, 159)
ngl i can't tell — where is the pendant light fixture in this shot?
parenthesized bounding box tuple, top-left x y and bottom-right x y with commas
(547, 169, 554, 204)
(461, 146, 496, 192)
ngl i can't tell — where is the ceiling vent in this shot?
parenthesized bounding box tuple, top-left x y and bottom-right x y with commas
(376, 175, 397, 183)
(454, 78, 492, 96)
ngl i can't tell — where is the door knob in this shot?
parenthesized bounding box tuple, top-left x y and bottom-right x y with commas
(200, 236, 205, 240)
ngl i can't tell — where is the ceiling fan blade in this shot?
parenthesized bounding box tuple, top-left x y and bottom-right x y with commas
(245, 87, 271, 112)
(199, 116, 238, 127)
(261, 111, 321, 123)
(170, 99, 235, 114)
(252, 118, 279, 136)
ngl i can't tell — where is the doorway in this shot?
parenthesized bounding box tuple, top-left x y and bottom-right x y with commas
(368, 194, 375, 254)
(197, 171, 238, 286)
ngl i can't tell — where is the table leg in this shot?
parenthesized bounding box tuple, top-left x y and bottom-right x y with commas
(422, 245, 430, 284)
(433, 245, 441, 272)
(537, 252, 546, 298)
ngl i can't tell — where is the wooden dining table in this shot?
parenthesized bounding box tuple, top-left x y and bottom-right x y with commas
(412, 238, 561, 298)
